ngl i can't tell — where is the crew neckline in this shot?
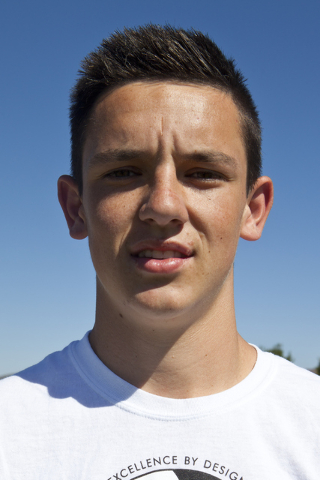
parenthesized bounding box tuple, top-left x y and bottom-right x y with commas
(69, 331, 277, 420)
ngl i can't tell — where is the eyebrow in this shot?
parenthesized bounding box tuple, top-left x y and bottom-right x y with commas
(182, 151, 238, 169)
(88, 149, 148, 168)
(88, 149, 238, 170)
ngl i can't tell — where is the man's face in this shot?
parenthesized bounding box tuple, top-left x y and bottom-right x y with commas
(79, 81, 250, 324)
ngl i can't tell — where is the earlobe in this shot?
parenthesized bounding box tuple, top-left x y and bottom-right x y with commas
(240, 176, 274, 241)
(57, 175, 88, 240)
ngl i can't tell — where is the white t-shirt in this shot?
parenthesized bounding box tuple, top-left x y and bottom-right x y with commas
(0, 332, 319, 479)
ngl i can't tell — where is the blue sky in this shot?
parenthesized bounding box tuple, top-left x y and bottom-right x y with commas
(1, 0, 319, 375)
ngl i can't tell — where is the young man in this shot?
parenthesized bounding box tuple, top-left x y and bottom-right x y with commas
(1, 25, 319, 479)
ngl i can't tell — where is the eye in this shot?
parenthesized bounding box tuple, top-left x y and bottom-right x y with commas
(105, 168, 141, 178)
(187, 170, 225, 181)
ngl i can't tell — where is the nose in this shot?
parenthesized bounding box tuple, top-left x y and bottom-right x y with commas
(139, 165, 188, 227)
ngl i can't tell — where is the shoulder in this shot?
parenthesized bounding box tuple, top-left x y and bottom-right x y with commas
(267, 350, 320, 386)
(258, 349, 320, 411)
(0, 331, 109, 418)
(0, 339, 80, 409)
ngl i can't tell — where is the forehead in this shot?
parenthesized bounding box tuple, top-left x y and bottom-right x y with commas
(83, 81, 246, 169)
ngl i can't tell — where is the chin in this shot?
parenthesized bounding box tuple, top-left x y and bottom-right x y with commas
(129, 289, 198, 324)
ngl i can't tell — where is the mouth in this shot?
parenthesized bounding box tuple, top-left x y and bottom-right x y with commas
(136, 250, 188, 259)
(130, 242, 194, 274)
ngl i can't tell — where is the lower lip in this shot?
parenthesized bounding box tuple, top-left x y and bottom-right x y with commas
(132, 256, 192, 274)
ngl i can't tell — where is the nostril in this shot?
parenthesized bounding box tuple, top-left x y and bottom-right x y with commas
(139, 190, 188, 226)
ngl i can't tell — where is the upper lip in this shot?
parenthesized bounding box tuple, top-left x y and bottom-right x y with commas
(130, 240, 194, 257)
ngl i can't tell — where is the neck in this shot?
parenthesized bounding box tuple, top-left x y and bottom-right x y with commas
(89, 273, 256, 399)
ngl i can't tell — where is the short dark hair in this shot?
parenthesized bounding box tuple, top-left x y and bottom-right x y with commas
(70, 25, 261, 194)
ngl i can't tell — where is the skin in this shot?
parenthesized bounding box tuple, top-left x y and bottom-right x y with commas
(58, 81, 273, 398)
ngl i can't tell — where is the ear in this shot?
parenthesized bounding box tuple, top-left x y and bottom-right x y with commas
(57, 175, 88, 240)
(240, 176, 274, 241)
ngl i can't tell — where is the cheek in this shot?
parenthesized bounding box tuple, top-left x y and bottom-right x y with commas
(192, 191, 245, 243)
(85, 193, 137, 245)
